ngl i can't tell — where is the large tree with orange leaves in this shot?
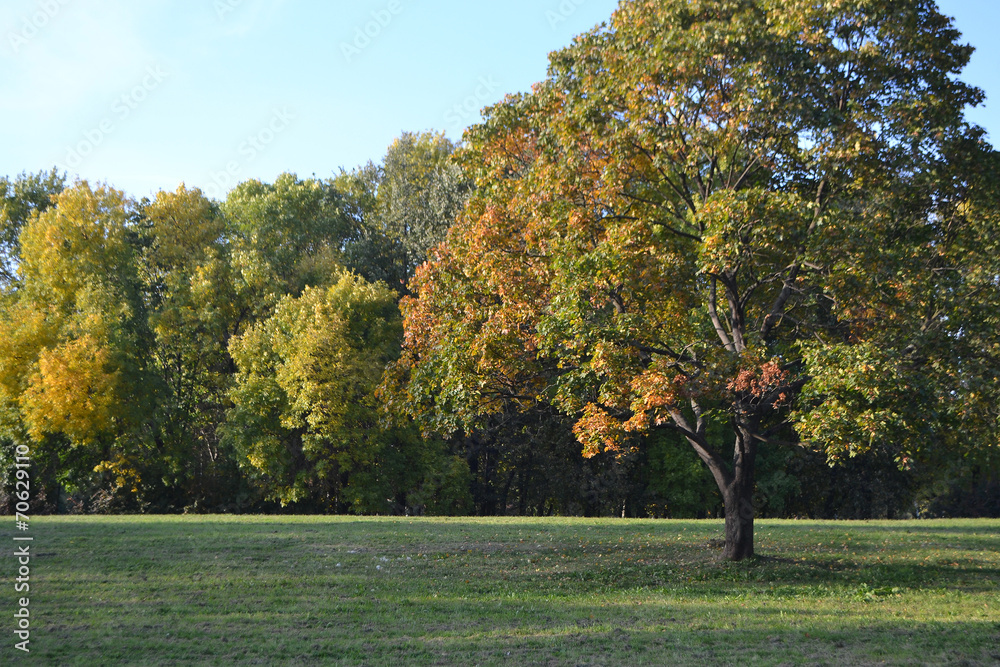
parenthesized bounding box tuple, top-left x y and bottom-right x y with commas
(390, 0, 1000, 559)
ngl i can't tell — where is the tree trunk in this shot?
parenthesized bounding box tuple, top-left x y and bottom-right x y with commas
(722, 427, 757, 561)
(675, 410, 758, 561)
(722, 478, 755, 560)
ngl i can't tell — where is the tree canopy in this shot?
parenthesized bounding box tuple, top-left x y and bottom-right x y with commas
(0, 182, 157, 497)
(0, 4, 997, 531)
(226, 272, 399, 506)
(0, 145, 479, 515)
(391, 0, 1000, 558)
(336, 131, 471, 292)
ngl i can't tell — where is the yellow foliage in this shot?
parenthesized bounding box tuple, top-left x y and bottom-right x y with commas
(146, 185, 225, 269)
(21, 335, 120, 444)
(94, 454, 142, 494)
(19, 181, 132, 303)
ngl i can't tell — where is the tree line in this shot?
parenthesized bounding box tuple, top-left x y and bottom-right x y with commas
(3, 2, 999, 550)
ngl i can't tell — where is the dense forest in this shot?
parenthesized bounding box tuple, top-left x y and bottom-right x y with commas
(3, 1, 999, 536)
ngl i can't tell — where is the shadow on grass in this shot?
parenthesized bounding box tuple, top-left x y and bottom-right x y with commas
(34, 592, 1000, 666)
(19, 516, 1000, 664)
(691, 554, 1000, 593)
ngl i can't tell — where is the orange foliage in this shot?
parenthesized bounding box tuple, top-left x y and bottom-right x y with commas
(574, 403, 628, 458)
(727, 360, 790, 405)
(625, 369, 686, 432)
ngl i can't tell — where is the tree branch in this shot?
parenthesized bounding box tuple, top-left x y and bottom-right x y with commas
(708, 276, 736, 353)
(670, 408, 733, 489)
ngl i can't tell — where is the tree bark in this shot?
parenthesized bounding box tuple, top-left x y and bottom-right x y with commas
(722, 426, 757, 561)
(673, 407, 758, 561)
(722, 478, 755, 561)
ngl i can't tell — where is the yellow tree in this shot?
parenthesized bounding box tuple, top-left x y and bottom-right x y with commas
(0, 182, 156, 502)
(142, 185, 241, 505)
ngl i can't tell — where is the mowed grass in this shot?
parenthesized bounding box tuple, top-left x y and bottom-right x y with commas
(5, 516, 999, 665)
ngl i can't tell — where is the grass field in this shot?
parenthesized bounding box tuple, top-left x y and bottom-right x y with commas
(4, 516, 998, 665)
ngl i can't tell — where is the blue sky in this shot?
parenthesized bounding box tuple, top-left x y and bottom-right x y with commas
(1, 0, 996, 199)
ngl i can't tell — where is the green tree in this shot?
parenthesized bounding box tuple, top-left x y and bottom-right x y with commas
(338, 132, 471, 292)
(391, 0, 1000, 559)
(377, 132, 470, 283)
(0, 168, 65, 288)
(141, 185, 242, 508)
(222, 172, 347, 317)
(333, 160, 397, 287)
(225, 271, 418, 509)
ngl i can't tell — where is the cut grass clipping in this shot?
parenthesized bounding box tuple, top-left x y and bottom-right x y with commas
(5, 517, 999, 665)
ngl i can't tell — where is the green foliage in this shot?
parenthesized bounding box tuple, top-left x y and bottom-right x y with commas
(453, 408, 647, 518)
(345, 434, 473, 516)
(643, 430, 721, 519)
(226, 271, 411, 508)
(338, 132, 470, 292)
(377, 131, 470, 281)
(222, 172, 347, 311)
(918, 446, 1000, 518)
(0, 167, 65, 288)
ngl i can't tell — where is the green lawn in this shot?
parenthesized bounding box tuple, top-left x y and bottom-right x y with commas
(5, 516, 998, 665)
